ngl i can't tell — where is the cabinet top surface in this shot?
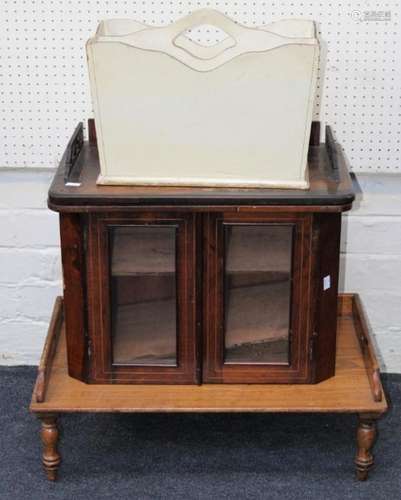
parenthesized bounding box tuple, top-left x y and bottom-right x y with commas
(48, 123, 355, 212)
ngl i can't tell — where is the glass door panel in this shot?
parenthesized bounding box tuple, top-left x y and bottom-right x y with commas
(203, 213, 311, 384)
(109, 225, 177, 366)
(224, 224, 293, 365)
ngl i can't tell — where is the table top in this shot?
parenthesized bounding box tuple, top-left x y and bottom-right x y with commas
(48, 122, 355, 212)
(30, 294, 387, 415)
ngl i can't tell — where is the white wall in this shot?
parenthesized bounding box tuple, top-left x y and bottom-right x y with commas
(0, 169, 400, 371)
(0, 170, 62, 364)
(340, 174, 401, 373)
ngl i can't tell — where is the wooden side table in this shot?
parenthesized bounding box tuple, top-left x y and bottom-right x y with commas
(30, 293, 387, 481)
(30, 120, 387, 481)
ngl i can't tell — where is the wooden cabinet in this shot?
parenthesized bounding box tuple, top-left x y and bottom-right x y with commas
(53, 121, 354, 385)
(58, 208, 343, 385)
(32, 122, 390, 483)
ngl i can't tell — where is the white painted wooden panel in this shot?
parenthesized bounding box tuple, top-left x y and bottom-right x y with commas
(87, 11, 318, 188)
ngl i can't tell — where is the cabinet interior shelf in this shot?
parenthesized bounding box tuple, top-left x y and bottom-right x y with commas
(225, 224, 293, 274)
(112, 280, 290, 366)
(112, 296, 177, 366)
(111, 226, 176, 276)
(225, 280, 290, 364)
(111, 226, 293, 277)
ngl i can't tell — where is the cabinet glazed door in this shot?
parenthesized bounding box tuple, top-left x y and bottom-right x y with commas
(87, 212, 198, 384)
(203, 212, 313, 383)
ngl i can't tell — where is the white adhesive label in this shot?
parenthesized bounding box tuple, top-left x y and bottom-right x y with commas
(323, 275, 331, 291)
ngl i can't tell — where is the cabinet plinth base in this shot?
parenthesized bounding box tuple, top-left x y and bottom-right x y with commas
(30, 293, 387, 481)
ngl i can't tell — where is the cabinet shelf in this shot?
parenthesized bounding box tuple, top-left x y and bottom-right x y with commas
(225, 225, 293, 274)
(225, 281, 290, 359)
(112, 280, 290, 367)
(111, 226, 176, 277)
(112, 297, 176, 366)
(225, 338, 288, 364)
(227, 272, 290, 289)
(111, 225, 293, 277)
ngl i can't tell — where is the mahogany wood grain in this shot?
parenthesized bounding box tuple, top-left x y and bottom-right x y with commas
(88, 118, 97, 146)
(56, 212, 357, 386)
(311, 213, 342, 382)
(62, 123, 84, 184)
(309, 121, 321, 147)
(86, 212, 198, 384)
(30, 294, 388, 414)
(50, 203, 353, 214)
(203, 212, 313, 384)
(195, 213, 203, 385)
(325, 125, 340, 171)
(48, 125, 354, 212)
(59, 214, 88, 381)
(51, 119, 355, 386)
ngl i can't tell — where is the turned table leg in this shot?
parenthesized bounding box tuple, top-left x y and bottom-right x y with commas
(355, 414, 377, 481)
(38, 414, 61, 481)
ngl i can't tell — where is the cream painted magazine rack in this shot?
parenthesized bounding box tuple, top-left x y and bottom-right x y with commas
(87, 9, 319, 188)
